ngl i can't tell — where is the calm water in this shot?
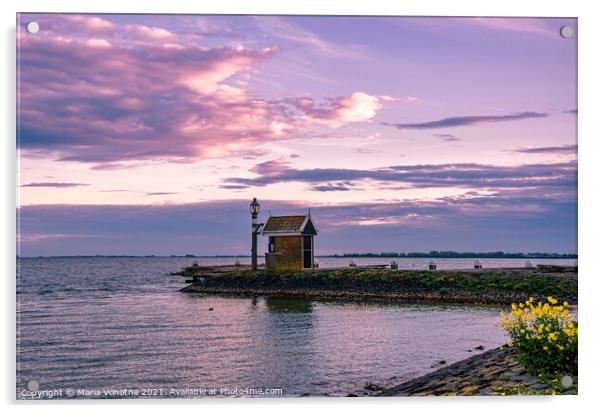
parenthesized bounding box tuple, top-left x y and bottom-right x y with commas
(16, 257, 574, 398)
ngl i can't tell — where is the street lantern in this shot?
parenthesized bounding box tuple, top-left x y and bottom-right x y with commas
(250, 198, 260, 270)
(250, 197, 260, 217)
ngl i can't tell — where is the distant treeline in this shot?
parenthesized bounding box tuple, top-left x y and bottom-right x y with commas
(19, 254, 251, 258)
(322, 251, 578, 259)
(20, 252, 577, 259)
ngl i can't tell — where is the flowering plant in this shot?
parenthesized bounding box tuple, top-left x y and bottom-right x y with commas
(499, 296, 577, 375)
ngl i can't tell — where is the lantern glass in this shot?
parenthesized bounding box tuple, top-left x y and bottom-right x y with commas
(250, 198, 260, 215)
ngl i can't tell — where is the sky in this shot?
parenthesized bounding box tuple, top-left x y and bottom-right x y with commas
(16, 14, 577, 256)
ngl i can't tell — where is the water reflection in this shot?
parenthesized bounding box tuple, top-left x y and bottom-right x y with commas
(265, 297, 314, 313)
(246, 296, 320, 394)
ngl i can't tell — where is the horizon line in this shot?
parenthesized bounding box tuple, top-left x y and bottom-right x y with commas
(16, 252, 579, 259)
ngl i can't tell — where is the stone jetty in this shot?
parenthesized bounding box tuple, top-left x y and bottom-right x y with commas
(175, 265, 577, 305)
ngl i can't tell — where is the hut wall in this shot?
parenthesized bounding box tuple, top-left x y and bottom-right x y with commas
(270, 235, 303, 271)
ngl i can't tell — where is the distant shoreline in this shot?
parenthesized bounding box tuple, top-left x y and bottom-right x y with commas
(323, 253, 577, 259)
(17, 253, 578, 259)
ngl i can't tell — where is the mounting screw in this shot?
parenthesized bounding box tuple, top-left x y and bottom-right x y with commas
(26, 21, 40, 34)
(559, 26, 573, 38)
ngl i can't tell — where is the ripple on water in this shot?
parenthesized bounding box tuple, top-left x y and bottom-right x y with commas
(17, 257, 509, 397)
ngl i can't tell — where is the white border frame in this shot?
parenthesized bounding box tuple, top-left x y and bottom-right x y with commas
(3, 1, 600, 412)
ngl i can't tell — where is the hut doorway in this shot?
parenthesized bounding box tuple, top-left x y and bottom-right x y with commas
(303, 235, 313, 269)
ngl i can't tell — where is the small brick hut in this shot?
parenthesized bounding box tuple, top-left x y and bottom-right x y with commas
(260, 213, 318, 272)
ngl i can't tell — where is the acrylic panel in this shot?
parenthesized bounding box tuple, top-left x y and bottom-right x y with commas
(16, 13, 577, 399)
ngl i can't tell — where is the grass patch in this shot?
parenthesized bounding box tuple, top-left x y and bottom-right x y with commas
(191, 267, 577, 304)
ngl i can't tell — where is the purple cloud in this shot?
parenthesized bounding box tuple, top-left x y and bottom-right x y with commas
(312, 182, 357, 192)
(145, 192, 177, 196)
(20, 182, 89, 188)
(17, 194, 577, 256)
(433, 133, 461, 142)
(385, 111, 548, 130)
(218, 184, 249, 190)
(224, 159, 576, 194)
(509, 144, 577, 154)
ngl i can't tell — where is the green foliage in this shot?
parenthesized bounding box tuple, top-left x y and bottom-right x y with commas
(499, 297, 578, 376)
(202, 267, 577, 304)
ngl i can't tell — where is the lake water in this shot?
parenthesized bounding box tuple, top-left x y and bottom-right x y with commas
(16, 257, 574, 399)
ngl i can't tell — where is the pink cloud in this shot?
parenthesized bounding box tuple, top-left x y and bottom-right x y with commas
(63, 15, 115, 31)
(293, 92, 384, 128)
(125, 24, 175, 40)
(468, 18, 557, 37)
(85, 38, 112, 48)
(18, 15, 388, 165)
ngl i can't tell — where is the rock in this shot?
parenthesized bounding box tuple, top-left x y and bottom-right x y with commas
(438, 360, 447, 365)
(487, 367, 507, 376)
(346, 393, 358, 397)
(499, 372, 517, 381)
(513, 375, 538, 385)
(526, 383, 551, 391)
(462, 385, 480, 396)
(364, 383, 384, 392)
(509, 366, 526, 375)
(475, 345, 485, 350)
(487, 380, 508, 389)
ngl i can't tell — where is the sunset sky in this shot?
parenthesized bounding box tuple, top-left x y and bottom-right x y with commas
(17, 14, 577, 256)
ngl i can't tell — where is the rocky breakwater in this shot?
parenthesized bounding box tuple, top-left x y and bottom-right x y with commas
(179, 268, 577, 305)
(376, 347, 577, 396)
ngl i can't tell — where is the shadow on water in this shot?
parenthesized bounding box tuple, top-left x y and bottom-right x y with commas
(264, 297, 314, 313)
(252, 296, 321, 395)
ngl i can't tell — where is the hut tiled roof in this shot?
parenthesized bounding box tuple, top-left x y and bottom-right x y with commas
(262, 215, 307, 233)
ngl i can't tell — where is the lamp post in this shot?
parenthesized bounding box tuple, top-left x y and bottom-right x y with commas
(250, 198, 260, 271)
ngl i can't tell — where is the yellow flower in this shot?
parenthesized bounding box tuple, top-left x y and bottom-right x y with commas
(499, 298, 577, 368)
